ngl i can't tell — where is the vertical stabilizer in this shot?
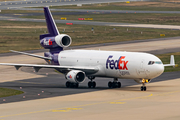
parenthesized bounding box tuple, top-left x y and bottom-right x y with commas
(44, 7, 59, 36)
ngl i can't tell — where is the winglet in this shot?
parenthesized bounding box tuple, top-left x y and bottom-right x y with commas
(170, 55, 175, 65)
(43, 7, 59, 36)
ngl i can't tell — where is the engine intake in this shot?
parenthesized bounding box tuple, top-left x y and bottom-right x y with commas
(55, 34, 72, 48)
(66, 70, 86, 83)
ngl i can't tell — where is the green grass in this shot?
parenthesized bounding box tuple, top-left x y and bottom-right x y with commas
(0, 20, 180, 53)
(0, 87, 24, 98)
(21, 13, 180, 25)
(157, 52, 180, 72)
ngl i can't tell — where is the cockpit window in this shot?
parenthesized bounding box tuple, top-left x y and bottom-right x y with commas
(148, 61, 162, 65)
(155, 61, 162, 64)
(148, 61, 155, 65)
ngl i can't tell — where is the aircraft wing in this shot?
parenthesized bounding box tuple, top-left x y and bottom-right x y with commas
(0, 63, 99, 74)
(10, 50, 52, 60)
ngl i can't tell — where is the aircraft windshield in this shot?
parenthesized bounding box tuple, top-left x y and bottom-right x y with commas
(148, 61, 162, 65)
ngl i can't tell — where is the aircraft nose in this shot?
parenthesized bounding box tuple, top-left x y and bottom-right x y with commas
(156, 64, 164, 76)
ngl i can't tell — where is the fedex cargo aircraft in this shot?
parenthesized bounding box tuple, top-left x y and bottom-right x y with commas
(0, 7, 176, 91)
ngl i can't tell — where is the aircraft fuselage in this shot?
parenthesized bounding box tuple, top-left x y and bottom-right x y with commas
(58, 50, 164, 80)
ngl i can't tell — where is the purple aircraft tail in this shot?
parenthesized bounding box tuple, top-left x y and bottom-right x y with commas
(40, 7, 72, 55)
(39, 7, 72, 64)
(40, 7, 59, 39)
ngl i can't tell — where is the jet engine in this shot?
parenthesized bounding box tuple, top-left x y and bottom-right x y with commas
(55, 34, 72, 48)
(66, 70, 86, 83)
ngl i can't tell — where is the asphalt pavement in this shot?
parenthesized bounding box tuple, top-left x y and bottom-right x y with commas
(0, 0, 145, 10)
(0, 67, 179, 104)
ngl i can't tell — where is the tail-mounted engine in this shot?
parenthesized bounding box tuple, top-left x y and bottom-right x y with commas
(66, 70, 86, 83)
(40, 34, 72, 49)
(55, 34, 71, 48)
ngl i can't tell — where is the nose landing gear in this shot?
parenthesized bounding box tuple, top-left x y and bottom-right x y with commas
(141, 83, 146, 91)
(140, 79, 149, 91)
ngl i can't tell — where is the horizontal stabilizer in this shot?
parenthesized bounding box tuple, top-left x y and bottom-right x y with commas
(10, 50, 52, 60)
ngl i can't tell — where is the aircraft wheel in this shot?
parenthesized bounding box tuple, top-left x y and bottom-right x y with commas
(143, 86, 146, 91)
(75, 83, 79, 88)
(92, 81, 96, 88)
(88, 81, 96, 88)
(140, 86, 147, 91)
(108, 81, 112, 88)
(88, 81, 92, 88)
(112, 82, 116, 88)
(117, 82, 121, 88)
(66, 81, 70, 88)
(70, 83, 74, 88)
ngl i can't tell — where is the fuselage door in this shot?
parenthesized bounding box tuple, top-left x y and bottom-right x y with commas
(137, 59, 147, 78)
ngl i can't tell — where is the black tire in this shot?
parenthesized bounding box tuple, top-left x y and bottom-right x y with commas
(66, 81, 70, 88)
(117, 82, 121, 88)
(141, 86, 144, 91)
(70, 83, 74, 88)
(143, 86, 146, 91)
(75, 83, 79, 88)
(88, 81, 92, 88)
(92, 81, 96, 88)
(112, 82, 117, 88)
(108, 81, 112, 88)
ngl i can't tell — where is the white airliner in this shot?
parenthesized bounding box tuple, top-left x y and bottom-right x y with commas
(0, 7, 176, 91)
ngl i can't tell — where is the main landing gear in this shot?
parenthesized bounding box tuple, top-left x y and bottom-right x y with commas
(88, 76, 96, 88)
(66, 81, 79, 88)
(108, 78, 121, 88)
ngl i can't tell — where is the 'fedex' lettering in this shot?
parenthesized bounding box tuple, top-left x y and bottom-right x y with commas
(106, 55, 128, 70)
(43, 39, 52, 45)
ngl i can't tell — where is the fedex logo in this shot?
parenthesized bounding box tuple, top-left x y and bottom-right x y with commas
(68, 75, 72, 79)
(106, 55, 128, 70)
(43, 39, 52, 45)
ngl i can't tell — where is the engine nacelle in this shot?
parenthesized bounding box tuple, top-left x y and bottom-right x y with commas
(66, 70, 86, 83)
(55, 34, 72, 48)
(134, 79, 151, 84)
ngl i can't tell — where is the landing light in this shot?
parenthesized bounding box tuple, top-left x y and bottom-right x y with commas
(142, 79, 150, 83)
